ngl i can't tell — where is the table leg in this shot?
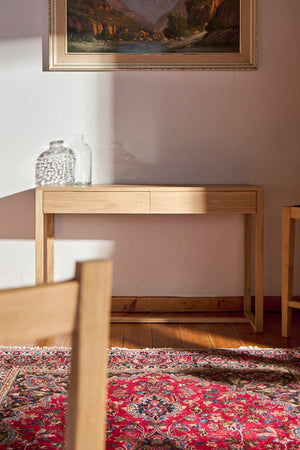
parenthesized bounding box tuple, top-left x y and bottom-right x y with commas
(46, 214, 54, 283)
(35, 189, 45, 285)
(36, 213, 55, 347)
(281, 207, 295, 337)
(254, 189, 264, 332)
(35, 189, 54, 285)
(36, 191, 55, 346)
(244, 214, 252, 316)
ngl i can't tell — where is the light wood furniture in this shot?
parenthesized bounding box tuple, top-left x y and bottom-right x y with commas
(282, 206, 300, 337)
(35, 184, 264, 331)
(0, 259, 112, 450)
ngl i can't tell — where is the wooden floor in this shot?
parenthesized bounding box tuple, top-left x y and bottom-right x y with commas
(55, 312, 300, 349)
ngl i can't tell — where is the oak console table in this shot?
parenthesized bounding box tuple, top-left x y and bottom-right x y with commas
(35, 185, 264, 332)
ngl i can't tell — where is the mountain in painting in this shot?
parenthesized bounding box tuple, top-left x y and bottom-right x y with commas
(122, 0, 178, 23)
(67, 0, 155, 42)
(106, 0, 154, 30)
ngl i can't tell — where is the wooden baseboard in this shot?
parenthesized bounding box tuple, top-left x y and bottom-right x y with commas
(111, 296, 296, 313)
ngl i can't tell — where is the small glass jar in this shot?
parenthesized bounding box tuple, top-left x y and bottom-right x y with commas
(35, 140, 75, 186)
(68, 135, 92, 186)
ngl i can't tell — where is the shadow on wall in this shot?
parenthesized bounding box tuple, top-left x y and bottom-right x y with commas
(0, 190, 35, 288)
(109, 71, 257, 186)
(109, 142, 141, 184)
(0, 190, 35, 239)
(0, 0, 49, 69)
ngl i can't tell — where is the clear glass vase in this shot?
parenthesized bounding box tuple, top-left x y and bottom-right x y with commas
(68, 135, 92, 186)
(35, 140, 75, 186)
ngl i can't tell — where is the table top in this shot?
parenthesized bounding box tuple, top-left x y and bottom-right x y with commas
(36, 184, 263, 192)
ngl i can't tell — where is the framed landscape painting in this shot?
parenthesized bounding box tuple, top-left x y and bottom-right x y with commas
(49, 0, 257, 70)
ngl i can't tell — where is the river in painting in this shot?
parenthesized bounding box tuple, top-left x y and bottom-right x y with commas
(67, 39, 238, 54)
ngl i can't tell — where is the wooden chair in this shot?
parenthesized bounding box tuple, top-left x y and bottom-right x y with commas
(282, 206, 300, 337)
(0, 259, 112, 450)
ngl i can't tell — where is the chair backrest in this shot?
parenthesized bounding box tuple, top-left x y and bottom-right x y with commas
(0, 259, 112, 450)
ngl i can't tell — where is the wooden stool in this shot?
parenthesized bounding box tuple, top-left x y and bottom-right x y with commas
(282, 206, 300, 337)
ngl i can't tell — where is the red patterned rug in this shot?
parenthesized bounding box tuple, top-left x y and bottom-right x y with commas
(0, 347, 299, 449)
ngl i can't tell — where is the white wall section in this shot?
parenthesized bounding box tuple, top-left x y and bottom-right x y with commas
(0, 0, 299, 296)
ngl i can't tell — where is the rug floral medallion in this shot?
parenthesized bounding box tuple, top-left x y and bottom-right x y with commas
(0, 347, 299, 449)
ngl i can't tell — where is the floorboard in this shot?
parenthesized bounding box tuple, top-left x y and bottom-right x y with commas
(43, 312, 300, 349)
(176, 314, 212, 349)
(151, 314, 181, 348)
(110, 313, 125, 347)
(123, 313, 153, 348)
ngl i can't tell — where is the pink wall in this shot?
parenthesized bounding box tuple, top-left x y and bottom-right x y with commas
(0, 0, 299, 296)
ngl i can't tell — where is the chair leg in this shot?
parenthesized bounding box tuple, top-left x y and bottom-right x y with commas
(281, 207, 295, 337)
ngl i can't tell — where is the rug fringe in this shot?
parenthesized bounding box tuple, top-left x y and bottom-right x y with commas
(0, 346, 71, 351)
(110, 346, 300, 351)
(1, 345, 299, 351)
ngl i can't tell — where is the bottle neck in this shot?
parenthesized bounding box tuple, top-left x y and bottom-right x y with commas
(74, 135, 84, 142)
(50, 140, 64, 149)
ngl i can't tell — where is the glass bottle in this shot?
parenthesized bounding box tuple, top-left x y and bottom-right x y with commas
(35, 140, 75, 186)
(68, 135, 92, 185)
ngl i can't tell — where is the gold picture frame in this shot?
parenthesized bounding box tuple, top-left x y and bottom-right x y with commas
(49, 0, 257, 71)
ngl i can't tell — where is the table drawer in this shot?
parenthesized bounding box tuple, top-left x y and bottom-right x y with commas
(151, 191, 257, 214)
(43, 191, 150, 214)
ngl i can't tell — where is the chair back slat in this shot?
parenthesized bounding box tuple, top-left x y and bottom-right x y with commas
(0, 281, 79, 345)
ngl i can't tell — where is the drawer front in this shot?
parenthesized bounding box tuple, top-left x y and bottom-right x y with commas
(151, 191, 257, 214)
(43, 191, 150, 214)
